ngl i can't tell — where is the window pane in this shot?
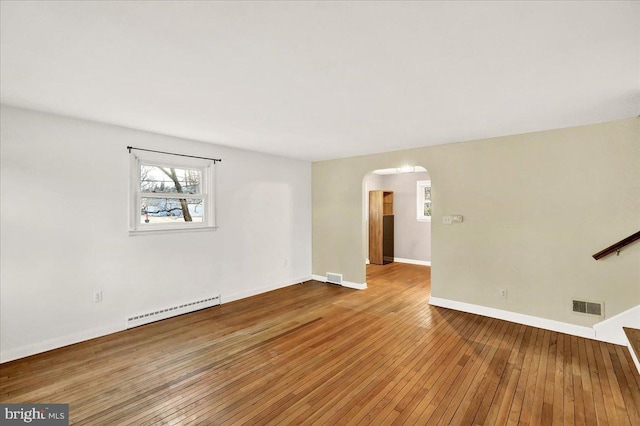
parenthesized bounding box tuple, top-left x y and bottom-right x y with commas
(140, 198, 204, 224)
(424, 202, 431, 217)
(140, 166, 201, 194)
(424, 186, 431, 201)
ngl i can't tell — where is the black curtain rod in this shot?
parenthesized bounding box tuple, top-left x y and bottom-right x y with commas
(126, 146, 222, 163)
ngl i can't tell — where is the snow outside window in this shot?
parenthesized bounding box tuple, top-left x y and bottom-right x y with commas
(129, 151, 216, 234)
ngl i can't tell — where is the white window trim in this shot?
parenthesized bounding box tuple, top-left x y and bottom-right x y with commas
(417, 180, 432, 222)
(129, 150, 217, 235)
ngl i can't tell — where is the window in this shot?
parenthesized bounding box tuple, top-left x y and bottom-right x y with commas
(417, 180, 431, 222)
(129, 151, 216, 234)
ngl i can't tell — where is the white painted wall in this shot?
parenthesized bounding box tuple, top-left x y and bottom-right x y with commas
(0, 105, 312, 362)
(384, 172, 431, 263)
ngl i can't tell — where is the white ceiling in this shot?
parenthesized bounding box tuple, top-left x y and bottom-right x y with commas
(1, 1, 638, 161)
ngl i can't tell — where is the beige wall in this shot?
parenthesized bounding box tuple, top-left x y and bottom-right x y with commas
(312, 118, 640, 326)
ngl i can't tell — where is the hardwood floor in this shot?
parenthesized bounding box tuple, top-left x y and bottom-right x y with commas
(1, 263, 639, 425)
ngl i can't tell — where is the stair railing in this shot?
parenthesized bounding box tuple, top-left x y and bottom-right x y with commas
(592, 231, 640, 260)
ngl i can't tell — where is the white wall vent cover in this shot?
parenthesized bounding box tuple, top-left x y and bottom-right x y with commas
(572, 299, 604, 317)
(127, 295, 221, 329)
(327, 272, 343, 285)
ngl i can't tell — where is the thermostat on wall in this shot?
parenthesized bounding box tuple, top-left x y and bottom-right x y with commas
(442, 215, 463, 224)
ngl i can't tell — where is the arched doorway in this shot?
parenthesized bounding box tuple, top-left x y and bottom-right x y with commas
(362, 165, 432, 288)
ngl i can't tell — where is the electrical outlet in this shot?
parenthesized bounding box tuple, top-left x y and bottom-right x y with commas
(93, 290, 103, 303)
(499, 289, 507, 298)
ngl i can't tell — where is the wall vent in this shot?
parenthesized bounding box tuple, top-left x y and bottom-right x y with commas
(326, 272, 343, 285)
(572, 299, 604, 317)
(127, 295, 221, 329)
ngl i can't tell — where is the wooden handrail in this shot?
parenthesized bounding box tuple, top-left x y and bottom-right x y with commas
(592, 231, 640, 260)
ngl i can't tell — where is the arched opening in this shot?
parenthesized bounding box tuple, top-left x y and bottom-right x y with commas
(362, 165, 432, 291)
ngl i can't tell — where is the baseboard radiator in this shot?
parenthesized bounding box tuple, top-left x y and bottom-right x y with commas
(127, 295, 221, 329)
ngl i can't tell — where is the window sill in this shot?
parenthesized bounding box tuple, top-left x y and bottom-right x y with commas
(417, 218, 432, 223)
(129, 226, 218, 236)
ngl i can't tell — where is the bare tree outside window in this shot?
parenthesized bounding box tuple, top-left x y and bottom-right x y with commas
(130, 152, 215, 233)
(158, 167, 193, 221)
(139, 165, 203, 224)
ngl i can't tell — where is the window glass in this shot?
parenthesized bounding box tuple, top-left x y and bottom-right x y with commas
(129, 152, 216, 234)
(417, 180, 431, 221)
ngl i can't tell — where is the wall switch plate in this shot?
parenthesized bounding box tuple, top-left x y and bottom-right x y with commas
(442, 215, 453, 225)
(500, 289, 507, 298)
(93, 290, 103, 303)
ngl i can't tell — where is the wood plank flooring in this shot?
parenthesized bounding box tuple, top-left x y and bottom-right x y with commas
(1, 263, 639, 425)
(624, 328, 640, 366)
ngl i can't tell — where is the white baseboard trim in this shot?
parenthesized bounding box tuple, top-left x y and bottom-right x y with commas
(429, 297, 596, 340)
(311, 274, 367, 290)
(0, 323, 124, 364)
(394, 258, 431, 266)
(593, 305, 640, 345)
(223, 276, 312, 304)
(342, 281, 368, 290)
(591, 304, 640, 374)
(1, 276, 312, 364)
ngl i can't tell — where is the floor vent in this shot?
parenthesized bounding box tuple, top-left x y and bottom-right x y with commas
(572, 299, 603, 317)
(127, 295, 221, 329)
(326, 272, 343, 285)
